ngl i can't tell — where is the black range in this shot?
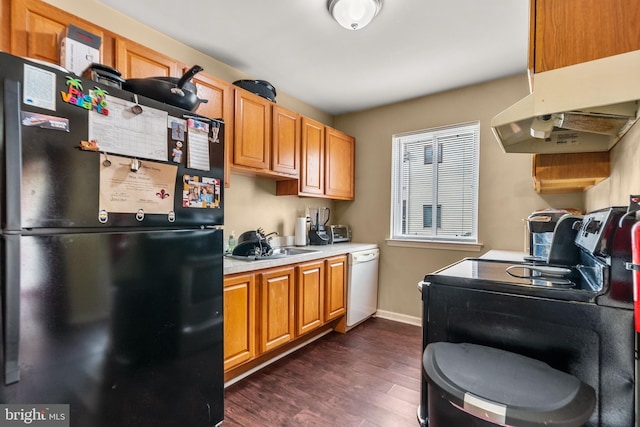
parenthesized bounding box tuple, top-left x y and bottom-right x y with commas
(418, 207, 636, 427)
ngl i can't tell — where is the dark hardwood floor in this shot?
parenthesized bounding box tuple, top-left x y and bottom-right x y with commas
(223, 318, 422, 427)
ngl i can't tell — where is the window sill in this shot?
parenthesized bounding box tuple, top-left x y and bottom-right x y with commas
(386, 238, 484, 252)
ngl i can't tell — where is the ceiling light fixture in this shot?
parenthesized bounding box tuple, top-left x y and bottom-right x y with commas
(328, 0, 382, 30)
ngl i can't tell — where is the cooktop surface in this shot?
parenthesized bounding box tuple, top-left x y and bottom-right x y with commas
(424, 258, 601, 302)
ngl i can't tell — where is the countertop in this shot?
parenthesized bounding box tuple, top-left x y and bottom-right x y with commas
(479, 249, 527, 262)
(224, 242, 378, 275)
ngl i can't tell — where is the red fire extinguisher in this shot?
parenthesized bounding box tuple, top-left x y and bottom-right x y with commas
(631, 221, 640, 332)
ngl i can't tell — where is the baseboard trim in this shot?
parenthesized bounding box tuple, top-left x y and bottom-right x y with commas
(375, 310, 421, 327)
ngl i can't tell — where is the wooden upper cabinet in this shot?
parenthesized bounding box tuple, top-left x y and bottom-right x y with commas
(277, 119, 355, 200)
(532, 0, 640, 73)
(191, 71, 234, 188)
(272, 105, 300, 177)
(532, 152, 610, 194)
(115, 38, 179, 79)
(233, 88, 271, 170)
(10, 0, 109, 66)
(325, 127, 355, 200)
(299, 117, 325, 196)
(192, 71, 233, 121)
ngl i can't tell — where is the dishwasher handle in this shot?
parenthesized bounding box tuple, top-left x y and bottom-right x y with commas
(351, 249, 379, 264)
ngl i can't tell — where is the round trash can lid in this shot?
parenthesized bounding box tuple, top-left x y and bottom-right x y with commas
(424, 342, 596, 426)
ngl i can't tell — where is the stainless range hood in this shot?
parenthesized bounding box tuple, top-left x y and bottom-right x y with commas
(491, 50, 640, 154)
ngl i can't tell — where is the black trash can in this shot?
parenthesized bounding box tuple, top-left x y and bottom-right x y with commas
(423, 342, 596, 427)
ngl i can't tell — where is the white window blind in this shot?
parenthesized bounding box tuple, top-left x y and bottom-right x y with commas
(391, 122, 479, 243)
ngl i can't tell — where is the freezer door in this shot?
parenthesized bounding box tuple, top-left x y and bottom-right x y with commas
(0, 228, 224, 426)
(1, 52, 224, 230)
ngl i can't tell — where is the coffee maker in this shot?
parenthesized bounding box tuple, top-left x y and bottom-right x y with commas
(308, 207, 330, 245)
(526, 209, 575, 261)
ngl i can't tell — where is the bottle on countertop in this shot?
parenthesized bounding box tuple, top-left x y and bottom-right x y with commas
(295, 217, 307, 246)
(228, 231, 236, 252)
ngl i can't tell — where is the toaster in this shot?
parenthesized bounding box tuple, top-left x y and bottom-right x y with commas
(329, 225, 351, 243)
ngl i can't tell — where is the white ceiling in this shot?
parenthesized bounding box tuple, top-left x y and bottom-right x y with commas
(98, 0, 530, 115)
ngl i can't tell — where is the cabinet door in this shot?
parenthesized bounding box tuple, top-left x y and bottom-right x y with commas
(325, 127, 355, 200)
(259, 266, 295, 352)
(1, 0, 10, 53)
(272, 105, 300, 176)
(234, 88, 271, 170)
(532, 152, 610, 194)
(115, 38, 179, 78)
(296, 261, 324, 336)
(533, 0, 640, 73)
(299, 117, 325, 196)
(10, 0, 108, 65)
(325, 255, 347, 321)
(223, 273, 256, 371)
(191, 72, 234, 188)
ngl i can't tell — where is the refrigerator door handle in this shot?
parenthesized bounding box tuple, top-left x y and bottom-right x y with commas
(3, 234, 21, 384)
(4, 79, 22, 231)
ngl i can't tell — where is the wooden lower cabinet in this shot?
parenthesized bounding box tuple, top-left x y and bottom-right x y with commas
(258, 266, 296, 353)
(324, 255, 347, 321)
(223, 273, 256, 371)
(223, 255, 349, 375)
(296, 260, 324, 336)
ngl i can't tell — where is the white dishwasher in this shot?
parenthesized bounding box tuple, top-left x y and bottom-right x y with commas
(346, 248, 380, 330)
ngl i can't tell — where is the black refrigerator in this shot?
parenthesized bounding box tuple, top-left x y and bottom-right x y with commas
(0, 51, 225, 426)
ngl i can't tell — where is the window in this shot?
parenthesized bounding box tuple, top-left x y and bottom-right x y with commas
(391, 121, 479, 243)
(423, 204, 441, 228)
(424, 143, 443, 164)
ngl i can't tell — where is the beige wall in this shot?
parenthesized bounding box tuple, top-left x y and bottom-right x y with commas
(585, 122, 640, 211)
(333, 75, 584, 320)
(223, 174, 335, 243)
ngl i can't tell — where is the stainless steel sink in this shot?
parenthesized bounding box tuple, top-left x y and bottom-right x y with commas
(226, 247, 321, 262)
(270, 247, 321, 256)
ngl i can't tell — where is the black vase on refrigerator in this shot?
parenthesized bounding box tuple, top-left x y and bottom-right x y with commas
(0, 52, 225, 426)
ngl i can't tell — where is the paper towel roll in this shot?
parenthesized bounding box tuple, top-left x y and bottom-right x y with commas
(295, 217, 307, 246)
